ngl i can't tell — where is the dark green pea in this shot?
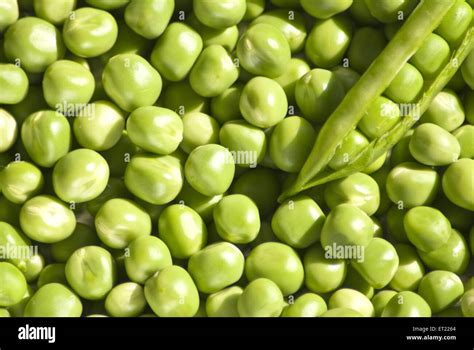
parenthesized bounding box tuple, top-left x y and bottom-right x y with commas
(6, 86, 48, 126)
(205, 286, 242, 317)
(4, 17, 65, 73)
(282, 293, 327, 317)
(124, 0, 173, 39)
(37, 263, 67, 288)
(321, 204, 374, 249)
(371, 290, 397, 317)
(390, 130, 416, 166)
(144, 265, 199, 317)
(245, 242, 303, 296)
(329, 288, 375, 317)
(236, 23, 291, 78)
(50, 223, 99, 263)
(237, 278, 284, 317)
(418, 229, 470, 275)
(125, 153, 183, 205)
(349, 0, 378, 25)
(158, 204, 207, 259)
(231, 168, 280, 217)
(100, 131, 139, 178)
(343, 265, 374, 299)
(65, 245, 117, 300)
(386, 162, 439, 208)
(462, 49, 474, 89)
(442, 159, 474, 211)
(210, 84, 243, 124)
(386, 205, 409, 242)
(418, 271, 464, 313)
(214, 194, 260, 244)
(220, 120, 266, 168)
(348, 26, 388, 72)
(404, 206, 451, 252)
(21, 111, 71, 168)
(272, 195, 325, 249)
(295, 68, 345, 124)
(188, 242, 244, 294)
(434, 194, 474, 232)
(384, 63, 424, 103)
(252, 9, 307, 53)
(162, 80, 209, 116)
(421, 89, 465, 131)
(190, 45, 239, 98)
(389, 244, 425, 292)
(332, 66, 360, 92)
(0, 196, 21, 227)
(304, 245, 347, 294)
(382, 291, 431, 317)
(86, 178, 130, 216)
(151, 23, 203, 82)
(175, 181, 222, 223)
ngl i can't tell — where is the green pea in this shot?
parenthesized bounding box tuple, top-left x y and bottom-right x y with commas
(421, 89, 465, 131)
(0, 0, 18, 32)
(453, 125, 474, 159)
(103, 54, 162, 112)
(417, 271, 464, 313)
(390, 130, 416, 166)
(20, 195, 75, 243)
(206, 286, 242, 317)
(386, 206, 409, 242)
(332, 66, 360, 92)
(385, 63, 424, 103)
(37, 263, 67, 288)
(21, 253, 45, 283)
(175, 181, 222, 223)
(321, 204, 374, 249)
(282, 293, 327, 317)
(0, 308, 10, 317)
(124, 235, 172, 284)
(150, 23, 202, 82)
(187, 14, 239, 52)
(50, 224, 98, 263)
(244, 0, 265, 20)
(237, 278, 284, 317)
(274, 58, 311, 103)
(359, 96, 401, 139)
(220, 120, 266, 168)
(237, 23, 291, 78)
(404, 206, 451, 252)
(245, 242, 303, 296)
(158, 204, 207, 259)
(162, 80, 209, 116)
(306, 16, 352, 68)
(271, 195, 325, 249)
(4, 17, 65, 73)
(23, 283, 82, 317)
(343, 265, 374, 299)
(461, 290, 474, 317)
(300, 0, 353, 19)
(295, 69, 345, 124)
(434, 195, 474, 233)
(0, 262, 27, 307)
(65, 245, 116, 300)
(0, 110, 17, 153)
(144, 265, 199, 317)
(104, 282, 146, 317)
(124, 0, 173, 39)
(348, 27, 387, 73)
(350, 0, 378, 24)
(33, 0, 76, 25)
(270, 0, 299, 7)
(303, 245, 347, 294)
(194, 0, 246, 29)
(409, 123, 461, 166)
(190, 45, 238, 98)
(43, 60, 95, 110)
(371, 290, 397, 317)
(329, 288, 374, 317)
(325, 172, 380, 216)
(465, 90, 474, 125)
(181, 112, 220, 154)
(386, 162, 439, 208)
(462, 49, 474, 89)
(87, 179, 130, 217)
(418, 229, 470, 275)
(0, 161, 43, 204)
(52, 149, 109, 203)
(0, 196, 21, 227)
(21, 110, 71, 168)
(270, 116, 316, 173)
(435, 0, 472, 46)
(442, 159, 474, 211)
(85, 0, 129, 9)
(125, 153, 183, 205)
(382, 291, 431, 317)
(410, 33, 451, 79)
(389, 244, 425, 291)
(240, 76, 288, 128)
(321, 308, 363, 317)
(364, 0, 418, 23)
(0, 64, 28, 104)
(210, 85, 243, 124)
(73, 100, 125, 151)
(184, 144, 234, 196)
(188, 242, 244, 294)
(251, 9, 307, 53)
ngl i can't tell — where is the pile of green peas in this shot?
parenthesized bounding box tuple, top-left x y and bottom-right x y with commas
(0, 0, 473, 318)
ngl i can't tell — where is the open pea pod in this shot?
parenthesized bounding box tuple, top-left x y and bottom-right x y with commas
(279, 0, 472, 201)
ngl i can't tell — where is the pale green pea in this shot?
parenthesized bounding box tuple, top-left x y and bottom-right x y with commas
(34, 0, 77, 25)
(453, 125, 474, 159)
(435, 0, 472, 46)
(175, 181, 223, 223)
(0, 161, 43, 204)
(364, 0, 418, 23)
(0, 110, 17, 153)
(181, 112, 220, 154)
(389, 244, 425, 292)
(206, 286, 242, 317)
(237, 278, 284, 317)
(24, 283, 82, 317)
(105, 282, 146, 317)
(300, 0, 353, 19)
(371, 290, 397, 317)
(410, 33, 451, 79)
(210, 85, 243, 124)
(124, 0, 173, 38)
(421, 89, 465, 131)
(162, 80, 209, 116)
(0, 0, 18, 32)
(359, 96, 401, 140)
(282, 293, 327, 317)
(321, 308, 363, 317)
(50, 224, 99, 263)
(442, 159, 474, 211)
(193, 0, 246, 29)
(187, 14, 239, 52)
(329, 288, 374, 317)
(0, 262, 27, 307)
(461, 290, 474, 317)
(0, 64, 28, 104)
(417, 271, 464, 313)
(382, 291, 431, 317)
(244, 0, 265, 21)
(37, 264, 67, 288)
(85, 0, 129, 10)
(274, 58, 311, 103)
